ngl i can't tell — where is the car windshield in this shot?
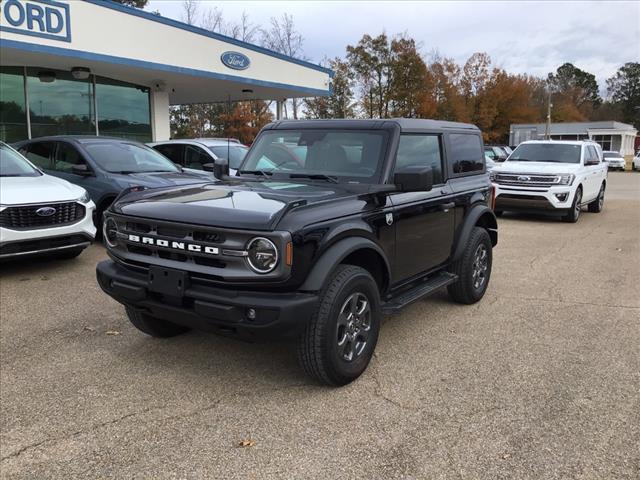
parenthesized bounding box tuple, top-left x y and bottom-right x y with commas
(239, 130, 388, 182)
(208, 145, 248, 170)
(0, 144, 41, 177)
(603, 152, 622, 158)
(85, 142, 180, 173)
(508, 143, 581, 163)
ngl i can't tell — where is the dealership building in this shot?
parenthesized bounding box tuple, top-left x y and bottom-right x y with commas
(0, 0, 332, 144)
(510, 121, 638, 160)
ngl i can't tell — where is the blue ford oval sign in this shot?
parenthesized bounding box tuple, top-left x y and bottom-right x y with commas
(221, 51, 250, 70)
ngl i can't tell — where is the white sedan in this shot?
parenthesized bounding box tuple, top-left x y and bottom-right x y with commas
(0, 143, 96, 260)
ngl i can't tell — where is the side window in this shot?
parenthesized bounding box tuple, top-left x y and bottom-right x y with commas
(54, 142, 86, 173)
(25, 142, 55, 169)
(184, 145, 211, 170)
(449, 134, 484, 174)
(154, 144, 184, 165)
(395, 135, 444, 184)
(587, 146, 599, 163)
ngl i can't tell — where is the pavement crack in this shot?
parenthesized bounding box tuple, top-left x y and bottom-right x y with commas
(0, 406, 165, 463)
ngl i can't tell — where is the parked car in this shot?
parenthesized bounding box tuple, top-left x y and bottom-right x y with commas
(484, 145, 508, 162)
(491, 140, 607, 222)
(602, 151, 626, 171)
(149, 138, 249, 176)
(96, 118, 498, 386)
(13, 136, 210, 229)
(0, 142, 96, 260)
(633, 152, 640, 171)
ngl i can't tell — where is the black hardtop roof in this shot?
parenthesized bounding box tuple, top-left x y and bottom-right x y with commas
(264, 118, 479, 132)
(14, 135, 145, 145)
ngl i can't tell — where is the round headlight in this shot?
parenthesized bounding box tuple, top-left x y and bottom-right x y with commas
(103, 217, 119, 248)
(246, 237, 278, 273)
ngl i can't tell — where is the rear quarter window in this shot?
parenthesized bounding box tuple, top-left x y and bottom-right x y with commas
(449, 134, 484, 174)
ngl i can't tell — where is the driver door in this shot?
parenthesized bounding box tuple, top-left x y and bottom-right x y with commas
(389, 134, 454, 282)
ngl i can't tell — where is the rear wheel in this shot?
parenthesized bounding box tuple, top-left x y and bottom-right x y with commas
(562, 187, 582, 223)
(125, 307, 190, 337)
(588, 183, 605, 213)
(297, 265, 381, 386)
(448, 227, 492, 304)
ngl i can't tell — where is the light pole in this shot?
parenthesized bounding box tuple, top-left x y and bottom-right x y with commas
(545, 88, 553, 140)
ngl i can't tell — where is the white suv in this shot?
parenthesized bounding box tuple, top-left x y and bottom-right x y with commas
(0, 143, 96, 260)
(491, 140, 607, 223)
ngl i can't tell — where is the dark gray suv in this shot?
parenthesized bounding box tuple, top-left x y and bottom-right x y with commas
(13, 136, 210, 228)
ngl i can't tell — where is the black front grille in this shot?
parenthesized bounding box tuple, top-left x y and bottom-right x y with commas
(0, 202, 85, 230)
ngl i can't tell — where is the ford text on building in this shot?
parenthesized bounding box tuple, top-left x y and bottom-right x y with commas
(1, 0, 71, 42)
(0, 0, 332, 143)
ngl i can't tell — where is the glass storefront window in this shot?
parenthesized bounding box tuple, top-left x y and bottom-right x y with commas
(26, 68, 96, 138)
(96, 77, 151, 143)
(0, 67, 28, 143)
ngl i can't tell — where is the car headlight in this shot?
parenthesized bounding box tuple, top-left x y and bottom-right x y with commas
(558, 174, 575, 185)
(77, 190, 90, 203)
(246, 237, 278, 273)
(103, 217, 119, 248)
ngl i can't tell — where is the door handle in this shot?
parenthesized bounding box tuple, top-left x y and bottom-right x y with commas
(440, 202, 455, 211)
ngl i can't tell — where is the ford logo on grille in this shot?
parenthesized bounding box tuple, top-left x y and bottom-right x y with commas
(517, 175, 531, 182)
(35, 206, 56, 217)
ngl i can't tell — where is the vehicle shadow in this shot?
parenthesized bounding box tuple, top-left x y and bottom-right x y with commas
(0, 254, 85, 278)
(497, 211, 569, 223)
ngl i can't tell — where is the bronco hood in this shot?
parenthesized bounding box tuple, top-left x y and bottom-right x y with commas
(111, 179, 369, 230)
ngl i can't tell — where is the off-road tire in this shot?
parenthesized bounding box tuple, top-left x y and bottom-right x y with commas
(447, 227, 492, 304)
(562, 187, 582, 223)
(297, 265, 381, 386)
(125, 307, 190, 337)
(588, 183, 605, 213)
(494, 210, 503, 217)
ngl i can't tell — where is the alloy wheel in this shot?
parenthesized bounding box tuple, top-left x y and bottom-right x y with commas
(336, 292, 372, 362)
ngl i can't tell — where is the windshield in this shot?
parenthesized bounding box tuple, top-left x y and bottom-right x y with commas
(0, 144, 41, 177)
(85, 142, 179, 174)
(239, 130, 388, 182)
(603, 152, 622, 158)
(508, 143, 581, 164)
(208, 145, 248, 170)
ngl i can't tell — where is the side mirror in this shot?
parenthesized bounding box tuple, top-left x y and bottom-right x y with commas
(173, 162, 183, 171)
(213, 158, 229, 179)
(394, 165, 433, 192)
(71, 164, 92, 176)
(585, 158, 599, 166)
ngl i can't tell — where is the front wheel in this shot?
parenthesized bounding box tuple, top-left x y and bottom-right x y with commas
(562, 187, 582, 223)
(588, 183, 605, 213)
(447, 227, 492, 304)
(297, 265, 381, 386)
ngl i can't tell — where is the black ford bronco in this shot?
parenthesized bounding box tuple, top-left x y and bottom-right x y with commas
(96, 119, 497, 386)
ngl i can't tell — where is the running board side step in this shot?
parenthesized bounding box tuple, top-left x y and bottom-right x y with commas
(382, 271, 458, 314)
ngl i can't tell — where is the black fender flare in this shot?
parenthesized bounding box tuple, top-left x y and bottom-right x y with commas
(299, 237, 391, 292)
(452, 204, 498, 261)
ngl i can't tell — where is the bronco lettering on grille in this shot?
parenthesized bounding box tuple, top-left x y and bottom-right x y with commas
(127, 234, 219, 255)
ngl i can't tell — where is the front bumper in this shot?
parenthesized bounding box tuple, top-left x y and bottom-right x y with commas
(0, 201, 96, 258)
(494, 183, 576, 213)
(96, 259, 318, 340)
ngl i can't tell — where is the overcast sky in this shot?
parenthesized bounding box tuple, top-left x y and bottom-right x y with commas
(148, 1, 640, 94)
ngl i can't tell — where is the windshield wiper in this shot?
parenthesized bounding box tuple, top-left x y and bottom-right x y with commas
(238, 169, 273, 178)
(288, 173, 339, 183)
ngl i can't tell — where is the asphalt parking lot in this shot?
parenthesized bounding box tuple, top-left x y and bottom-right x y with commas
(1, 172, 638, 479)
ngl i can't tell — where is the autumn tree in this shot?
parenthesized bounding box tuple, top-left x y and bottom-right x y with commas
(346, 33, 394, 118)
(607, 62, 640, 129)
(219, 101, 274, 144)
(303, 58, 355, 119)
(388, 37, 428, 118)
(548, 63, 601, 121)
